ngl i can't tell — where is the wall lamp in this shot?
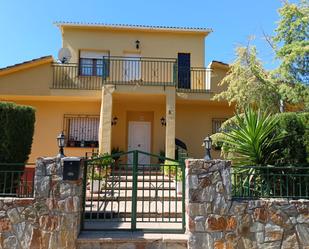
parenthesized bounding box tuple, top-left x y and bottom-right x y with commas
(57, 131, 66, 158)
(135, 40, 140, 50)
(160, 117, 166, 127)
(111, 116, 118, 126)
(202, 135, 212, 160)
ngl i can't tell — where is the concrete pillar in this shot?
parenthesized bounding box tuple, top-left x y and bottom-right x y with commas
(98, 85, 114, 154)
(165, 87, 176, 159)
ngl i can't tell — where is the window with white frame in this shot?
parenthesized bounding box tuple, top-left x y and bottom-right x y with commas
(212, 118, 227, 134)
(64, 114, 100, 147)
(79, 51, 109, 77)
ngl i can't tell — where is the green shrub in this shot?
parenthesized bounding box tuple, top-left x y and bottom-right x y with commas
(161, 160, 182, 182)
(213, 110, 309, 166)
(219, 107, 284, 166)
(0, 102, 35, 164)
(0, 102, 35, 195)
(273, 112, 309, 165)
(89, 153, 114, 168)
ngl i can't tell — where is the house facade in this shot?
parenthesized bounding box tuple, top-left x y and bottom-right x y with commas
(0, 23, 234, 162)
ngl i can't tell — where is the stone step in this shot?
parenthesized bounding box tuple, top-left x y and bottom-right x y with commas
(85, 195, 182, 202)
(112, 170, 163, 176)
(104, 176, 175, 183)
(77, 231, 188, 249)
(103, 186, 176, 191)
(84, 211, 183, 219)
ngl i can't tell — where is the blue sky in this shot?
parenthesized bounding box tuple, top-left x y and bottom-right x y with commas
(0, 0, 289, 69)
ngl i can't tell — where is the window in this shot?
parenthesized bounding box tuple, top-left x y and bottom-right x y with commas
(212, 118, 227, 134)
(79, 51, 109, 77)
(64, 114, 100, 147)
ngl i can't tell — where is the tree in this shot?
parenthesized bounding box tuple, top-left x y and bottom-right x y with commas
(273, 0, 309, 85)
(272, 0, 309, 110)
(212, 46, 281, 113)
(213, 1, 309, 112)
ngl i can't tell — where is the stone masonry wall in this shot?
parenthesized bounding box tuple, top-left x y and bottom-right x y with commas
(186, 159, 309, 249)
(0, 157, 83, 249)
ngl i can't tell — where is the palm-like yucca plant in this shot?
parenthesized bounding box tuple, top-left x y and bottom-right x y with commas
(222, 107, 284, 166)
(221, 107, 285, 197)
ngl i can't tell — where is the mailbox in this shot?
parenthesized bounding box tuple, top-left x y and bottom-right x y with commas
(62, 158, 83, 181)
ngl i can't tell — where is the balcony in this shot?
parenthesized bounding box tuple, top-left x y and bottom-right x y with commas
(52, 57, 211, 92)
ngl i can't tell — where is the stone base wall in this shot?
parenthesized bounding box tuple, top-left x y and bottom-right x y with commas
(186, 159, 309, 249)
(1, 157, 308, 249)
(0, 157, 83, 249)
(77, 238, 187, 249)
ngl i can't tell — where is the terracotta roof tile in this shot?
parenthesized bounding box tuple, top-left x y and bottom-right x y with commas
(54, 21, 212, 33)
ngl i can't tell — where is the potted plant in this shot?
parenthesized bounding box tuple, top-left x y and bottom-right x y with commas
(111, 147, 124, 169)
(90, 140, 97, 148)
(88, 153, 114, 193)
(89, 171, 104, 193)
(158, 150, 165, 164)
(162, 160, 183, 195)
(68, 136, 76, 147)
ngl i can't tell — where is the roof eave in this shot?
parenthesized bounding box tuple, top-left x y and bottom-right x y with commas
(54, 22, 213, 35)
(0, 56, 54, 76)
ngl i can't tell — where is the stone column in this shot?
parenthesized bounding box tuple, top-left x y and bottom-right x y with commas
(185, 159, 232, 249)
(98, 85, 115, 154)
(0, 157, 86, 249)
(165, 87, 176, 159)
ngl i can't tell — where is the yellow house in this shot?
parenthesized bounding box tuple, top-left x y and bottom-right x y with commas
(0, 22, 233, 163)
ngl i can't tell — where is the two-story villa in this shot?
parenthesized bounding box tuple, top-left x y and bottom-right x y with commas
(0, 22, 233, 162)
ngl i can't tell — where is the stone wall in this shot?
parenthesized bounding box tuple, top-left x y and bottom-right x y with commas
(0, 157, 83, 249)
(185, 159, 309, 249)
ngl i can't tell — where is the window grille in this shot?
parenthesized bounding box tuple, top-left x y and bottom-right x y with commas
(63, 114, 100, 147)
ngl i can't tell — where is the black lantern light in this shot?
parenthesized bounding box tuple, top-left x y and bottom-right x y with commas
(135, 40, 140, 49)
(202, 135, 212, 160)
(111, 116, 118, 126)
(160, 117, 166, 127)
(57, 131, 66, 157)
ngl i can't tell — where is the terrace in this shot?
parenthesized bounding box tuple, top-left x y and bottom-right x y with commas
(52, 56, 212, 93)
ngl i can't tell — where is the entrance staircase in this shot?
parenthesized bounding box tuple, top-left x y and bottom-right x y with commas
(83, 167, 184, 230)
(77, 231, 188, 249)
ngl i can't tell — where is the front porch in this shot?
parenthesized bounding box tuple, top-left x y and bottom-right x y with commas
(99, 86, 177, 160)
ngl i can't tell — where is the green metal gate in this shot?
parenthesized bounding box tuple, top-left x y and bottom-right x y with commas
(81, 150, 185, 233)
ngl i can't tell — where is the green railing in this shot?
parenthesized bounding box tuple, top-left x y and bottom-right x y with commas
(52, 63, 102, 90)
(52, 57, 212, 92)
(232, 166, 309, 199)
(177, 67, 211, 93)
(102, 56, 177, 86)
(0, 163, 35, 198)
(81, 150, 185, 233)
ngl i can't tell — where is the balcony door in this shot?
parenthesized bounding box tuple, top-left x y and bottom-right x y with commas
(79, 51, 109, 77)
(178, 53, 191, 89)
(123, 53, 141, 82)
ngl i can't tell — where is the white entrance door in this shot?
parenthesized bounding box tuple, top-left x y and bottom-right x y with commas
(123, 53, 141, 82)
(128, 121, 151, 165)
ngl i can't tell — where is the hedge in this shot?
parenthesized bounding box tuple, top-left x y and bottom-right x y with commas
(0, 102, 35, 164)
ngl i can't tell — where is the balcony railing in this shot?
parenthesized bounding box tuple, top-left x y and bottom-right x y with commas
(103, 56, 177, 86)
(52, 63, 102, 90)
(177, 67, 211, 93)
(52, 57, 212, 92)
